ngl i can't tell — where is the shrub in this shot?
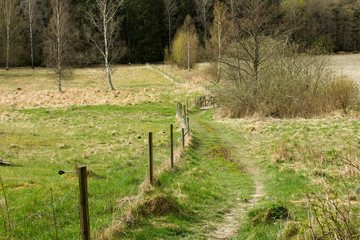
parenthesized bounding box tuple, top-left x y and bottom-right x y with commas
(215, 38, 360, 118)
(171, 15, 199, 70)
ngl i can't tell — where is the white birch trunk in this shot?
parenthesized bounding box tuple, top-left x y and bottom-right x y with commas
(6, 23, 10, 71)
(187, 40, 190, 71)
(56, 0, 62, 91)
(29, 0, 34, 69)
(217, 20, 221, 83)
(102, 1, 115, 90)
(4, 0, 12, 71)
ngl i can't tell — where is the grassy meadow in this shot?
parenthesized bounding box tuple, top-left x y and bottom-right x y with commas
(0, 61, 360, 239)
(0, 66, 203, 239)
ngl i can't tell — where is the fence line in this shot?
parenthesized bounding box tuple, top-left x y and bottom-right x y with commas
(0, 185, 79, 237)
(0, 100, 192, 239)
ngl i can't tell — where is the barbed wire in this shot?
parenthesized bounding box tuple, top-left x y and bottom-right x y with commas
(4, 175, 60, 214)
(91, 179, 136, 239)
(0, 185, 79, 236)
(38, 204, 80, 240)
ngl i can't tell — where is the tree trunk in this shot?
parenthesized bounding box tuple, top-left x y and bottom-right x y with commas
(103, 2, 115, 90)
(254, 34, 259, 93)
(168, 12, 171, 49)
(216, 19, 221, 83)
(29, 0, 34, 69)
(57, 0, 61, 91)
(6, 24, 10, 71)
(187, 40, 190, 71)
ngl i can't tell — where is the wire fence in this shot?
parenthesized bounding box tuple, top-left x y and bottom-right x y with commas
(0, 101, 193, 240)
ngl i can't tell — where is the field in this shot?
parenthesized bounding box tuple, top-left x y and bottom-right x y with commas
(0, 66, 203, 239)
(1, 59, 360, 239)
(328, 53, 360, 82)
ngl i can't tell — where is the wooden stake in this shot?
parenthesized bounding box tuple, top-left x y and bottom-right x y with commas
(187, 118, 190, 134)
(0, 177, 11, 229)
(149, 132, 154, 184)
(181, 128, 185, 148)
(50, 188, 59, 240)
(170, 124, 174, 169)
(78, 166, 90, 240)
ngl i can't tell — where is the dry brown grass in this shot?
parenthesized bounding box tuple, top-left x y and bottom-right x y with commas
(0, 65, 205, 109)
(328, 53, 360, 82)
(0, 88, 160, 109)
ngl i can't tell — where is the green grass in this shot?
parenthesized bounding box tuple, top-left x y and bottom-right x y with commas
(114, 111, 254, 239)
(0, 66, 204, 239)
(1, 64, 360, 239)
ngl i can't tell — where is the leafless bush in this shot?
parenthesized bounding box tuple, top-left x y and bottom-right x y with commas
(215, 38, 360, 118)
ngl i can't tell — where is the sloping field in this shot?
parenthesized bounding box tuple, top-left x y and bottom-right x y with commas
(328, 53, 360, 81)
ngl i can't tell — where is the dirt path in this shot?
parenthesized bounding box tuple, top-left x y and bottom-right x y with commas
(192, 113, 265, 239)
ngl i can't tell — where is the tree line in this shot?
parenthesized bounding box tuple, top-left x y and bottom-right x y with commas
(1, 0, 360, 70)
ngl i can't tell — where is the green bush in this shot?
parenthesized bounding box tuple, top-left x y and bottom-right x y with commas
(171, 15, 199, 70)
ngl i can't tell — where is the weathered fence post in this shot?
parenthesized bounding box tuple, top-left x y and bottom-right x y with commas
(186, 100, 189, 113)
(149, 132, 154, 184)
(78, 166, 90, 240)
(176, 103, 179, 118)
(170, 124, 174, 169)
(187, 117, 190, 134)
(179, 103, 183, 118)
(181, 128, 185, 148)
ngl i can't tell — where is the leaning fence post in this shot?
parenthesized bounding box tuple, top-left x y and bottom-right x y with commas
(149, 132, 154, 184)
(181, 128, 185, 148)
(78, 166, 90, 240)
(170, 124, 174, 169)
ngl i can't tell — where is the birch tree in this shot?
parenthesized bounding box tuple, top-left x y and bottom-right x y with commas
(164, 0, 178, 50)
(1, 0, 15, 70)
(208, 1, 230, 83)
(45, 0, 74, 91)
(195, 0, 213, 42)
(21, 0, 39, 69)
(86, 0, 125, 91)
(172, 15, 199, 70)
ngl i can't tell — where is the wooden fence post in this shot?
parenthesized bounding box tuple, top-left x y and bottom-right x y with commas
(187, 117, 190, 134)
(186, 100, 189, 113)
(176, 103, 178, 117)
(149, 132, 154, 184)
(181, 128, 185, 148)
(179, 103, 182, 118)
(78, 166, 90, 240)
(170, 124, 174, 169)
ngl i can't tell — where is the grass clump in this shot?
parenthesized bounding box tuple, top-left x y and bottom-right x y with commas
(249, 203, 290, 226)
(135, 193, 180, 217)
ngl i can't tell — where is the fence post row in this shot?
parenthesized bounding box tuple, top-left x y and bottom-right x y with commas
(78, 166, 90, 240)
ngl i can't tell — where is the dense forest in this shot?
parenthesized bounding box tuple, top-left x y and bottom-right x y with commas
(1, 0, 360, 68)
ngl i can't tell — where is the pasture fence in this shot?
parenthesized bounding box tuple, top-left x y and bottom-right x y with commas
(0, 101, 192, 240)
